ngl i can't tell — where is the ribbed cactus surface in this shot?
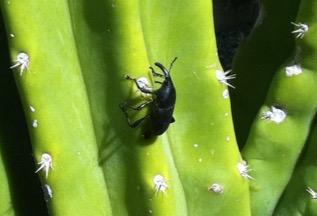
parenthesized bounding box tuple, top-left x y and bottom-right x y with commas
(0, 0, 317, 215)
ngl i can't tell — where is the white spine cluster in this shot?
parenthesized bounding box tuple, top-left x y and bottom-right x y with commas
(153, 174, 168, 193)
(216, 70, 236, 88)
(291, 22, 309, 39)
(43, 184, 53, 201)
(32, 120, 38, 128)
(136, 77, 152, 97)
(307, 187, 317, 199)
(285, 64, 302, 77)
(35, 153, 53, 178)
(10, 52, 29, 76)
(208, 183, 224, 194)
(261, 106, 286, 124)
(237, 161, 253, 180)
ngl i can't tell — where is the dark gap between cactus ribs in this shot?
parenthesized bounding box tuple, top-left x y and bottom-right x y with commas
(0, 10, 49, 216)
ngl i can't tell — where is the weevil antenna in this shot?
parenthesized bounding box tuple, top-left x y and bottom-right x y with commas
(169, 57, 178, 72)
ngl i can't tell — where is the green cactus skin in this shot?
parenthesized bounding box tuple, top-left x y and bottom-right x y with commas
(0, 20, 48, 215)
(273, 0, 317, 214)
(68, 0, 250, 215)
(274, 119, 317, 215)
(0, 153, 13, 216)
(231, 0, 301, 147)
(242, 81, 316, 216)
(1, 0, 251, 215)
(240, 0, 317, 214)
(0, 1, 112, 215)
(67, 1, 186, 215)
(140, 1, 251, 215)
(0, 86, 47, 216)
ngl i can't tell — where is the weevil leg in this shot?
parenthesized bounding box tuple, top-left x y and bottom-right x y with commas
(127, 115, 149, 128)
(119, 102, 129, 112)
(119, 102, 150, 128)
(155, 81, 163, 84)
(150, 66, 164, 78)
(121, 100, 152, 111)
(125, 75, 154, 94)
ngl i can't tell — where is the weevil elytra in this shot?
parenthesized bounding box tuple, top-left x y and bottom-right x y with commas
(120, 58, 177, 138)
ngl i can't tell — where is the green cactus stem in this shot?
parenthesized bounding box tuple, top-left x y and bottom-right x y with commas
(0, 152, 13, 216)
(1, 1, 112, 215)
(273, 0, 317, 213)
(69, 0, 250, 215)
(274, 118, 317, 215)
(231, 0, 301, 147)
(140, 1, 251, 215)
(0, 16, 48, 214)
(1, 0, 251, 215)
(240, 0, 317, 214)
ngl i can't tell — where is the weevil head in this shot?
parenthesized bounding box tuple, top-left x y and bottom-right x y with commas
(154, 62, 170, 78)
(154, 57, 177, 78)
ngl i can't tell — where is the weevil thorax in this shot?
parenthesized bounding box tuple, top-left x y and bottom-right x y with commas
(155, 77, 176, 108)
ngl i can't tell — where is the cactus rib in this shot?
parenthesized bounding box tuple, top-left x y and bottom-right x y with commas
(1, 1, 112, 215)
(241, 0, 317, 214)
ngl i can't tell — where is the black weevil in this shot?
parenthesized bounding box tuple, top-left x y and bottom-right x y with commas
(120, 58, 177, 138)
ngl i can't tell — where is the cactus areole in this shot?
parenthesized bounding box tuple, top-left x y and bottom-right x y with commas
(120, 58, 177, 138)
